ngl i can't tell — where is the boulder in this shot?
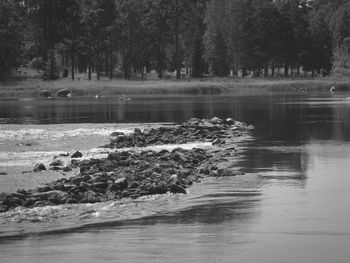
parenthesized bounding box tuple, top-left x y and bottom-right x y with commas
(0, 192, 8, 202)
(5, 197, 24, 207)
(210, 116, 223, 125)
(110, 131, 124, 137)
(71, 151, 83, 158)
(33, 163, 46, 172)
(0, 204, 9, 212)
(50, 160, 63, 167)
(225, 118, 234, 125)
(114, 177, 128, 189)
(170, 184, 187, 194)
(172, 150, 188, 163)
(81, 191, 98, 203)
(57, 89, 71, 97)
(39, 90, 51, 98)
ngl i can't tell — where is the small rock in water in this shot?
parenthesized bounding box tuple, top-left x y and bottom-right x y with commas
(170, 184, 187, 194)
(110, 131, 124, 137)
(71, 151, 83, 158)
(33, 163, 46, 172)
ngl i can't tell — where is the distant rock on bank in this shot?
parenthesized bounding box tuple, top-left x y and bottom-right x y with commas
(57, 89, 72, 97)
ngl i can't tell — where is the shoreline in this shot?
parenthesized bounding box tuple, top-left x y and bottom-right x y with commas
(0, 117, 252, 213)
(1, 77, 350, 98)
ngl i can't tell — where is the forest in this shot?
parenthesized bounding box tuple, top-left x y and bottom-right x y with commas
(1, 0, 350, 80)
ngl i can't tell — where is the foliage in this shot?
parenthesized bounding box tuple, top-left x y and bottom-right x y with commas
(0, 0, 24, 75)
(2, 0, 350, 79)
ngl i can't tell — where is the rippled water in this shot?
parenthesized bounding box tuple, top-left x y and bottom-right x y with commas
(1, 90, 350, 262)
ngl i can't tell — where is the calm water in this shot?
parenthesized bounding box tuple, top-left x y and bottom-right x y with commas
(1, 90, 350, 262)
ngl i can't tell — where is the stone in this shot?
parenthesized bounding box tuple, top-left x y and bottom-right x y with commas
(0, 172, 7, 175)
(35, 186, 51, 193)
(71, 151, 83, 158)
(172, 150, 188, 163)
(114, 177, 128, 189)
(81, 191, 98, 203)
(225, 118, 234, 125)
(170, 184, 187, 194)
(0, 192, 8, 202)
(57, 89, 71, 97)
(33, 163, 46, 172)
(0, 204, 9, 213)
(110, 131, 124, 137)
(168, 174, 178, 185)
(210, 116, 223, 125)
(63, 166, 72, 172)
(39, 90, 51, 98)
(5, 197, 24, 207)
(50, 160, 63, 167)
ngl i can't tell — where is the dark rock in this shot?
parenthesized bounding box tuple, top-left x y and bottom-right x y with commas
(35, 186, 52, 193)
(57, 89, 71, 97)
(0, 172, 7, 175)
(114, 177, 128, 190)
(0, 192, 8, 202)
(60, 152, 70, 157)
(172, 150, 188, 163)
(49, 166, 63, 171)
(5, 197, 24, 207)
(225, 118, 234, 125)
(39, 90, 51, 98)
(50, 160, 63, 167)
(110, 131, 124, 137)
(71, 151, 83, 158)
(170, 184, 187, 194)
(33, 163, 46, 172)
(81, 191, 98, 203)
(63, 166, 72, 172)
(0, 204, 9, 212)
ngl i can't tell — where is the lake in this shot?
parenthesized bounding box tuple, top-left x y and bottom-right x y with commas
(1, 89, 350, 263)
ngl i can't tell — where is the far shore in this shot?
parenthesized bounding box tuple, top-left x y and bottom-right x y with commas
(1, 76, 350, 98)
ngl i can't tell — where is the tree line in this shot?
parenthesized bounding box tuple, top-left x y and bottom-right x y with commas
(1, 0, 350, 80)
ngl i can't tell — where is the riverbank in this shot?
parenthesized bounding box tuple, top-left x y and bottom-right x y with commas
(1, 77, 350, 97)
(0, 117, 252, 213)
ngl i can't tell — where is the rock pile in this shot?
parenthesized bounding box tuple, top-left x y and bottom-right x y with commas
(106, 117, 252, 148)
(0, 117, 251, 213)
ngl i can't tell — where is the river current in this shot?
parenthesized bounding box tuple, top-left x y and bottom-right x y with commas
(1, 90, 350, 262)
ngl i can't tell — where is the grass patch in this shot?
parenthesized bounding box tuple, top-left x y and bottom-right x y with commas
(1, 76, 350, 98)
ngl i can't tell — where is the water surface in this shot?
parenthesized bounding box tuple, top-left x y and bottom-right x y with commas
(1, 90, 350, 262)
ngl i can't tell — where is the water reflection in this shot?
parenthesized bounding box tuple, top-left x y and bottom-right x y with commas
(1, 93, 350, 262)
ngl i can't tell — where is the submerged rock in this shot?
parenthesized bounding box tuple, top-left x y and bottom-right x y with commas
(33, 163, 46, 172)
(71, 151, 83, 158)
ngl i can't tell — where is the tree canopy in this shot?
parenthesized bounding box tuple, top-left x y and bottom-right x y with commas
(1, 0, 350, 79)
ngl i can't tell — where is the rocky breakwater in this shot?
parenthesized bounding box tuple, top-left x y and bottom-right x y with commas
(0, 117, 252, 213)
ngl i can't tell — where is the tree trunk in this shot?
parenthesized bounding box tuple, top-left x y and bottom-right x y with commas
(174, 0, 181, 80)
(71, 42, 75, 80)
(284, 63, 289, 77)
